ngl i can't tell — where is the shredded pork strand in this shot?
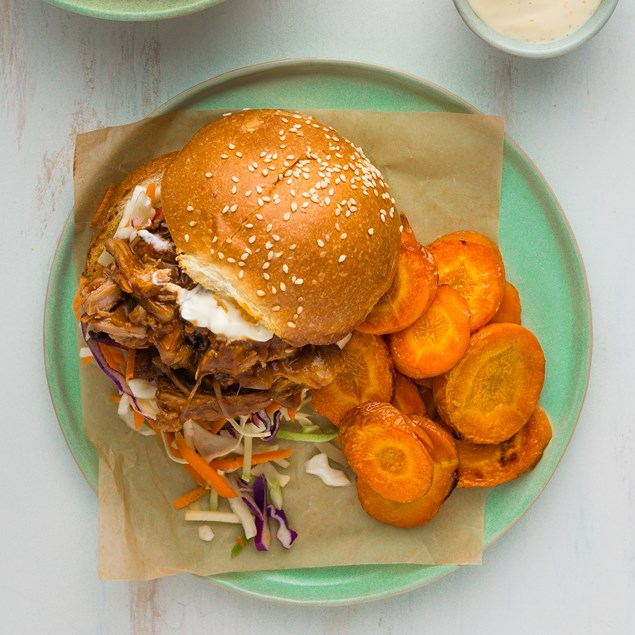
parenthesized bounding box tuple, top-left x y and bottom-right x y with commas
(81, 224, 343, 431)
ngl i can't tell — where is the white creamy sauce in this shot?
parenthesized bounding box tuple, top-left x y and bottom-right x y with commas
(137, 229, 173, 253)
(114, 185, 153, 240)
(467, 0, 602, 42)
(174, 284, 274, 342)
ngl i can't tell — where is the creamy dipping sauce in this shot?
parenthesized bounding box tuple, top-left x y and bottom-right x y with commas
(467, 0, 602, 42)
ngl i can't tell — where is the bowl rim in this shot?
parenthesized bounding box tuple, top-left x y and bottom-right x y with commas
(452, 0, 619, 58)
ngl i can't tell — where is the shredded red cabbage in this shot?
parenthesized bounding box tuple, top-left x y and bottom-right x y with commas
(80, 323, 155, 420)
(267, 505, 298, 549)
(251, 409, 281, 441)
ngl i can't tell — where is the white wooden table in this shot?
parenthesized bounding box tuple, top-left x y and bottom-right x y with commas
(1, 0, 633, 632)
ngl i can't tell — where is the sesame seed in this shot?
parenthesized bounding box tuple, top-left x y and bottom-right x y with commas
(272, 305, 281, 312)
(238, 270, 244, 279)
(218, 252, 224, 260)
(228, 143, 235, 150)
(291, 202, 298, 212)
(297, 306, 303, 314)
(317, 239, 325, 248)
(240, 253, 249, 261)
(338, 255, 347, 263)
(231, 185, 237, 195)
(221, 154, 229, 159)
(272, 234, 281, 241)
(287, 322, 296, 328)
(263, 261, 270, 269)
(256, 290, 266, 297)
(295, 278, 304, 285)
(368, 227, 374, 236)
(205, 172, 212, 178)
(231, 176, 239, 183)
(187, 205, 194, 212)
(263, 272, 270, 280)
(212, 236, 218, 243)
(290, 244, 297, 250)
(184, 234, 189, 243)
(230, 204, 238, 212)
(248, 236, 256, 244)
(341, 233, 347, 239)
(189, 221, 197, 227)
(227, 257, 236, 264)
(283, 212, 291, 221)
(280, 282, 287, 291)
(255, 213, 263, 220)
(282, 264, 289, 274)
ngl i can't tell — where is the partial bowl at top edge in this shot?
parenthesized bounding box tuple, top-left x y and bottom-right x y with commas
(453, 0, 619, 59)
(42, 0, 226, 21)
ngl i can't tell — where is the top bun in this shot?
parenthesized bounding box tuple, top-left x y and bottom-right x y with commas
(85, 153, 176, 277)
(161, 109, 401, 346)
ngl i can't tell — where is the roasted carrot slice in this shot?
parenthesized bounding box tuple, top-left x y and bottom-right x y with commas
(388, 285, 471, 379)
(433, 323, 546, 444)
(339, 402, 434, 503)
(391, 372, 426, 416)
(356, 416, 458, 527)
(357, 224, 438, 335)
(456, 407, 552, 488)
(488, 281, 522, 325)
(311, 331, 394, 426)
(428, 230, 505, 332)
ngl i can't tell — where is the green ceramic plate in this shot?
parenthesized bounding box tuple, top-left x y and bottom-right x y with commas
(44, 59, 591, 605)
(43, 0, 225, 21)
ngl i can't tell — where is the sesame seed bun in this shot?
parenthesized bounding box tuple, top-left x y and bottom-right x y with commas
(161, 109, 401, 346)
(85, 153, 176, 277)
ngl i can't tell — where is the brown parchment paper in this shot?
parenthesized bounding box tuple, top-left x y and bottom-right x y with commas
(73, 110, 504, 580)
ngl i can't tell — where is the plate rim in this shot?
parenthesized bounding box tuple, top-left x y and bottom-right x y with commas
(45, 57, 592, 606)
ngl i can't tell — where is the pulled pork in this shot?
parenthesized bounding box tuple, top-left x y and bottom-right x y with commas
(81, 224, 343, 431)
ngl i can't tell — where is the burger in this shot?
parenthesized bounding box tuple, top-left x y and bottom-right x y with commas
(78, 109, 401, 432)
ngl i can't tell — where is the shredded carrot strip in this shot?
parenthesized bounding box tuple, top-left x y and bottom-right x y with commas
(175, 435, 237, 498)
(146, 419, 162, 437)
(72, 275, 88, 319)
(108, 395, 120, 404)
(145, 182, 156, 205)
(91, 184, 116, 227)
(265, 402, 280, 416)
(173, 485, 208, 510)
(125, 348, 136, 381)
(209, 448, 293, 472)
(98, 343, 126, 373)
(286, 407, 298, 422)
(133, 410, 145, 430)
(236, 535, 246, 548)
(82, 356, 94, 367)
(183, 463, 206, 487)
(210, 418, 228, 434)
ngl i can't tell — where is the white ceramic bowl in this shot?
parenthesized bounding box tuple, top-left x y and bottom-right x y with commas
(453, 0, 619, 59)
